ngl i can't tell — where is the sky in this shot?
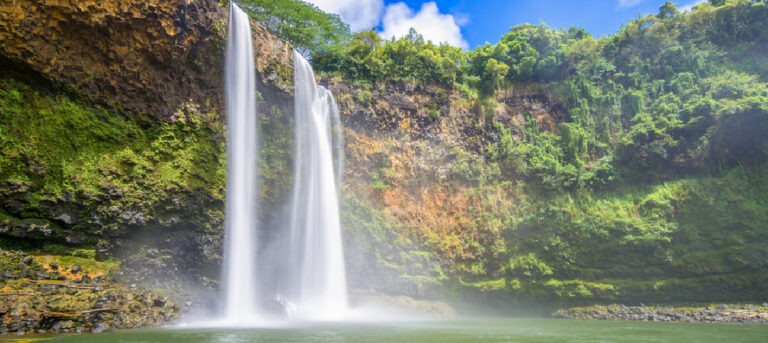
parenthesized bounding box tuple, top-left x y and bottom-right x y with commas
(304, 0, 708, 49)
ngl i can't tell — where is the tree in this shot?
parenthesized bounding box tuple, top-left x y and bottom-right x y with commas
(237, 0, 350, 56)
(480, 58, 510, 95)
(657, 2, 681, 19)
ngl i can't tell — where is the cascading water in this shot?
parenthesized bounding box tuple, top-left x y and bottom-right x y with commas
(331, 91, 345, 191)
(219, 2, 347, 324)
(221, 3, 260, 324)
(283, 51, 348, 320)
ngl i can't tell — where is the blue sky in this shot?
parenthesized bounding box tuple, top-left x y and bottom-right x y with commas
(305, 0, 707, 49)
(402, 0, 705, 47)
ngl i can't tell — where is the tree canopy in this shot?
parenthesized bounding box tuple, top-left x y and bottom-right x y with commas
(235, 0, 768, 191)
(307, 0, 768, 191)
(235, 0, 350, 56)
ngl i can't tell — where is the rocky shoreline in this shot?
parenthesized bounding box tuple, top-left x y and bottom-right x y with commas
(554, 304, 768, 324)
(0, 250, 179, 335)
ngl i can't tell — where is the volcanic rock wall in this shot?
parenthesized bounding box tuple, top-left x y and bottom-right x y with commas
(0, 0, 292, 120)
(0, 0, 295, 294)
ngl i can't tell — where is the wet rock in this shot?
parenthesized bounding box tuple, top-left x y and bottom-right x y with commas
(64, 232, 88, 244)
(95, 240, 114, 261)
(0, 219, 54, 239)
(717, 304, 727, 310)
(54, 213, 76, 225)
(153, 298, 167, 307)
(22, 256, 35, 265)
(92, 323, 110, 333)
(70, 265, 82, 273)
(146, 249, 160, 259)
(554, 303, 768, 324)
(0, 279, 180, 334)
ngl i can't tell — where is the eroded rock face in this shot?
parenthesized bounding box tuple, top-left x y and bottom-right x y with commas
(0, 0, 293, 120)
(0, 250, 181, 335)
(325, 79, 568, 298)
(0, 0, 296, 309)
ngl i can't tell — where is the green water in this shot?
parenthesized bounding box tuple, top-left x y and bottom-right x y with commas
(12, 318, 768, 343)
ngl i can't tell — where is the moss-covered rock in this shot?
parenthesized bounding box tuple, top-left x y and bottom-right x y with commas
(0, 0, 295, 296)
(0, 250, 179, 335)
(554, 303, 768, 324)
(329, 75, 768, 305)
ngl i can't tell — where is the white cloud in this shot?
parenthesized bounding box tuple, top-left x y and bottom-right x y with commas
(619, 0, 647, 7)
(304, 0, 384, 31)
(380, 2, 468, 49)
(680, 0, 707, 12)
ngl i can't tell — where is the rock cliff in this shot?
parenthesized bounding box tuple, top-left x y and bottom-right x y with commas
(325, 79, 569, 298)
(0, 0, 292, 120)
(0, 0, 296, 318)
(2, 0, 766, 330)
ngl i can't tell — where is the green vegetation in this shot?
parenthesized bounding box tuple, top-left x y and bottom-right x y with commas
(1, 0, 766, 307)
(232, 0, 350, 56)
(316, 1, 768, 191)
(0, 77, 226, 244)
(323, 0, 768, 303)
(313, 29, 466, 87)
(34, 250, 121, 277)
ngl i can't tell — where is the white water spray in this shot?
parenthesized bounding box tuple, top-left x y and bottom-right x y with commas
(284, 51, 348, 320)
(222, 3, 259, 324)
(219, 3, 348, 324)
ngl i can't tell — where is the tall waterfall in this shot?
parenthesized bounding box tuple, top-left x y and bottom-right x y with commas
(284, 51, 348, 320)
(220, 2, 347, 324)
(222, 3, 259, 324)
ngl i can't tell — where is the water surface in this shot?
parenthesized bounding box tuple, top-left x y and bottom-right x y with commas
(22, 318, 768, 343)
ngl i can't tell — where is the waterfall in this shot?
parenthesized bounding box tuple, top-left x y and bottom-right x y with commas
(219, 2, 347, 324)
(331, 92, 345, 191)
(222, 3, 260, 324)
(284, 51, 348, 320)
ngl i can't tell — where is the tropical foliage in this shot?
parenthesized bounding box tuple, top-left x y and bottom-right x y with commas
(234, 0, 350, 56)
(307, 0, 768, 302)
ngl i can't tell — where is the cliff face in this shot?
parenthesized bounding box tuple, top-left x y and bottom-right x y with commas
(329, 77, 768, 304)
(325, 79, 569, 298)
(1, 0, 766, 320)
(0, 0, 292, 120)
(0, 0, 295, 300)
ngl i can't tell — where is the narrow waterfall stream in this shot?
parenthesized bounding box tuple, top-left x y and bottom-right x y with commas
(222, 3, 260, 324)
(284, 51, 348, 320)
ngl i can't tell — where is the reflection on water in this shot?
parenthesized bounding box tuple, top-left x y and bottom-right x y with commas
(11, 318, 768, 343)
